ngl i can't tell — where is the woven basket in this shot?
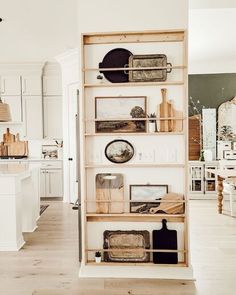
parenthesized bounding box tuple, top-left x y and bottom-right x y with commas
(0, 102, 11, 122)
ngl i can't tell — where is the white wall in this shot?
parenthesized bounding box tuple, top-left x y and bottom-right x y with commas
(0, 0, 78, 62)
(190, 0, 236, 9)
(189, 8, 236, 74)
(77, 0, 188, 33)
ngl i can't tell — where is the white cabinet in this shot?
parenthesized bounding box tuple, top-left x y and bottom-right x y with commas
(189, 161, 218, 199)
(22, 96, 43, 139)
(1, 96, 22, 122)
(40, 168, 63, 198)
(0, 76, 21, 95)
(43, 96, 62, 139)
(21, 76, 42, 96)
(43, 76, 62, 96)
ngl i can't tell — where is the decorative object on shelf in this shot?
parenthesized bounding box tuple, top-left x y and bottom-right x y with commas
(224, 150, 236, 160)
(128, 54, 172, 82)
(103, 230, 150, 262)
(95, 251, 102, 263)
(203, 149, 213, 162)
(105, 139, 134, 164)
(189, 115, 201, 160)
(129, 184, 168, 213)
(199, 150, 205, 161)
(148, 113, 156, 133)
(202, 108, 216, 160)
(153, 219, 178, 264)
(217, 141, 232, 160)
(233, 142, 236, 151)
(95, 173, 124, 214)
(95, 96, 147, 133)
(0, 98, 11, 122)
(42, 145, 58, 159)
(218, 97, 236, 140)
(149, 193, 184, 214)
(99, 48, 133, 83)
(96, 74, 104, 83)
(156, 88, 183, 133)
(0, 129, 28, 158)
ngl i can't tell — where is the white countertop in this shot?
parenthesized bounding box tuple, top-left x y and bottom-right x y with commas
(0, 163, 40, 177)
(0, 157, 63, 162)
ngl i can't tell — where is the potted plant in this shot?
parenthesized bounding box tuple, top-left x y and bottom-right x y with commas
(148, 113, 156, 133)
(95, 251, 102, 263)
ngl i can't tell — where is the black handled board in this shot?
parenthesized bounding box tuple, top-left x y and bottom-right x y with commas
(152, 219, 178, 264)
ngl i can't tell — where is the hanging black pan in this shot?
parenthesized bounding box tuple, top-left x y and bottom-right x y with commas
(99, 48, 133, 83)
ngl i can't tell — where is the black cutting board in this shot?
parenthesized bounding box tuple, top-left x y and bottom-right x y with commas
(99, 48, 132, 83)
(152, 219, 178, 264)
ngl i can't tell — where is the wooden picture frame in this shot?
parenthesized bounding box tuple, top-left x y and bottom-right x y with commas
(130, 184, 168, 214)
(95, 96, 147, 133)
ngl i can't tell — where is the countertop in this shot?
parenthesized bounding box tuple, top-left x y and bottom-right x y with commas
(0, 162, 40, 177)
(0, 158, 63, 162)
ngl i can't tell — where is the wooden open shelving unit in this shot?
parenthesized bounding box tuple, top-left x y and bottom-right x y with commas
(79, 30, 192, 279)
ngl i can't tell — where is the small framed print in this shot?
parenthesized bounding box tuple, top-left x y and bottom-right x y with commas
(233, 142, 236, 151)
(95, 96, 147, 133)
(105, 139, 134, 164)
(130, 184, 168, 214)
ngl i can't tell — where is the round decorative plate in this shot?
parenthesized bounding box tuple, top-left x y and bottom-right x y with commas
(105, 139, 134, 164)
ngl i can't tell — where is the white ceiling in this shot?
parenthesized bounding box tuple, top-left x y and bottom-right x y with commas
(0, 0, 78, 62)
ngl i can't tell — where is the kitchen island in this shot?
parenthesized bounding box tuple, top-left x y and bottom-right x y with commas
(0, 163, 40, 251)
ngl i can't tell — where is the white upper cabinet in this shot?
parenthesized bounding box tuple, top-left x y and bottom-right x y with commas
(43, 76, 62, 96)
(43, 96, 62, 139)
(0, 76, 21, 95)
(21, 76, 42, 96)
(22, 96, 43, 139)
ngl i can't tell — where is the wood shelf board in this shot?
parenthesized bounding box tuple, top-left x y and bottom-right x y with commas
(82, 30, 185, 45)
(86, 214, 185, 222)
(93, 117, 185, 122)
(0, 121, 23, 125)
(84, 81, 184, 88)
(83, 65, 186, 72)
(85, 261, 187, 267)
(85, 163, 185, 168)
(85, 200, 186, 203)
(84, 132, 184, 136)
(86, 248, 187, 253)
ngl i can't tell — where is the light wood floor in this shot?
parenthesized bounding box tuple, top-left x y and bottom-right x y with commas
(0, 200, 236, 295)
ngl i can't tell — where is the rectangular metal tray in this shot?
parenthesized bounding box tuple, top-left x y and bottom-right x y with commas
(103, 230, 150, 262)
(128, 54, 172, 82)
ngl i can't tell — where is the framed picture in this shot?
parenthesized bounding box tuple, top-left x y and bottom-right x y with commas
(105, 139, 134, 164)
(95, 96, 147, 133)
(130, 184, 168, 213)
(42, 145, 58, 159)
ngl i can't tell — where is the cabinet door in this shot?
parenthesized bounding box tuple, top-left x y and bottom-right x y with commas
(43, 96, 62, 139)
(0, 76, 21, 95)
(43, 76, 62, 96)
(23, 96, 43, 139)
(22, 76, 42, 96)
(205, 165, 217, 193)
(189, 165, 204, 193)
(1, 96, 22, 122)
(40, 170, 46, 198)
(45, 169, 63, 197)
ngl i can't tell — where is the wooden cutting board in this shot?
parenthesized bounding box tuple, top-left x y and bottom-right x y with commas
(3, 128, 15, 143)
(158, 88, 174, 132)
(7, 133, 28, 157)
(153, 219, 178, 264)
(149, 193, 184, 214)
(95, 174, 124, 214)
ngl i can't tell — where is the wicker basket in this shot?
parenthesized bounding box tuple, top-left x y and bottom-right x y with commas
(0, 101, 11, 122)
